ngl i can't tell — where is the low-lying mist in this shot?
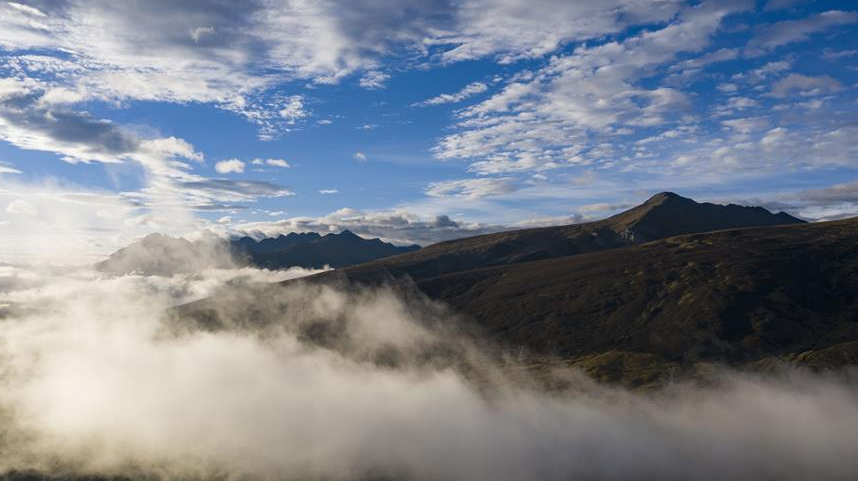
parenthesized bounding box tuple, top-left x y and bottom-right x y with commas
(1, 264, 857, 481)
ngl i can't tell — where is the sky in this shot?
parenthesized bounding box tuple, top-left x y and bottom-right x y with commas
(0, 0, 856, 263)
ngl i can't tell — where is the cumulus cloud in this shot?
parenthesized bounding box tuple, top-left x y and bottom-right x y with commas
(1, 264, 858, 481)
(214, 159, 246, 174)
(0, 78, 140, 164)
(353, 151, 367, 162)
(278, 95, 308, 124)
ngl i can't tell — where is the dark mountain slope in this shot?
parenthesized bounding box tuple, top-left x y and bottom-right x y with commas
(245, 230, 420, 269)
(321, 192, 804, 282)
(178, 216, 858, 387)
(607, 191, 805, 242)
(410, 218, 858, 365)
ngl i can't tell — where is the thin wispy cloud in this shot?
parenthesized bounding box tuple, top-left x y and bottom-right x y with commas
(414, 81, 489, 107)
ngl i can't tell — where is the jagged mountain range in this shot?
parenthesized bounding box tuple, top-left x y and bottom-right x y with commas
(96, 230, 420, 275)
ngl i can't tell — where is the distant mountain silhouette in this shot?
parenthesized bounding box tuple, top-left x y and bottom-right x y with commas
(96, 230, 420, 275)
(234, 232, 323, 254)
(235, 230, 420, 269)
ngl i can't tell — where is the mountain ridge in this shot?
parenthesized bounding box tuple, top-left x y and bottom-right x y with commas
(96, 230, 421, 275)
(311, 192, 805, 282)
(173, 193, 851, 387)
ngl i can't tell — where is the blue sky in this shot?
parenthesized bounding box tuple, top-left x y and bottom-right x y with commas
(0, 0, 856, 262)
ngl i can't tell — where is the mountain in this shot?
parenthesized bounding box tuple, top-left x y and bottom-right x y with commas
(96, 230, 421, 275)
(94, 233, 238, 276)
(237, 230, 420, 269)
(302, 216, 858, 387)
(414, 217, 858, 363)
(234, 232, 322, 253)
(606, 191, 804, 243)
(312, 192, 804, 281)
(175, 193, 833, 387)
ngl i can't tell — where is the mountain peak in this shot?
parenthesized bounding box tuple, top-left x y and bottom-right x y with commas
(642, 191, 692, 206)
(608, 192, 804, 243)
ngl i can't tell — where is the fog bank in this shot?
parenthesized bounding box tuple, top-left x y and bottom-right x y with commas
(1, 265, 857, 481)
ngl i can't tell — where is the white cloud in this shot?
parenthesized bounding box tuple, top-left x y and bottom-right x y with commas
(231, 207, 504, 247)
(261, 158, 290, 168)
(415, 82, 488, 107)
(214, 159, 246, 174)
(319, 189, 339, 194)
(353, 152, 367, 162)
(359, 71, 390, 89)
(435, 0, 684, 63)
(278, 95, 308, 125)
(6, 199, 38, 216)
(6, 2, 46, 18)
(745, 10, 858, 57)
(189, 26, 215, 43)
(426, 177, 518, 200)
(0, 161, 21, 175)
(0, 0, 694, 141)
(722, 117, 769, 134)
(769, 74, 842, 98)
(433, 1, 750, 174)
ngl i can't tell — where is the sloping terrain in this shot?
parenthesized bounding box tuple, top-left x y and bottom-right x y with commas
(176, 194, 845, 387)
(412, 218, 858, 365)
(272, 216, 854, 385)
(326, 192, 803, 281)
